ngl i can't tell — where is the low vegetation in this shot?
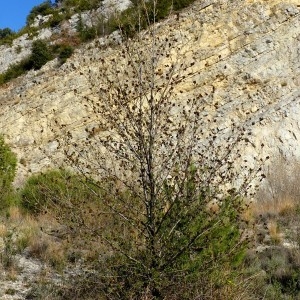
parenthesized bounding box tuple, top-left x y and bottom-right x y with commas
(0, 28, 16, 46)
(0, 40, 73, 85)
(0, 136, 18, 210)
(0, 159, 295, 299)
(0, 138, 300, 299)
(242, 158, 300, 299)
(26, 1, 56, 26)
(0, 136, 251, 299)
(0, 168, 251, 299)
(0, 0, 199, 84)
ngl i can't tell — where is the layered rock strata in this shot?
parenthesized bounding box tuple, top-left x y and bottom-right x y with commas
(0, 0, 298, 186)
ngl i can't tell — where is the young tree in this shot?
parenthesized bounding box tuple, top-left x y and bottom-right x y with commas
(62, 1, 260, 298)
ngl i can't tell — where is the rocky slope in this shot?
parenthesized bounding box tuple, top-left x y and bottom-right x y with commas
(0, 0, 299, 186)
(0, 0, 130, 74)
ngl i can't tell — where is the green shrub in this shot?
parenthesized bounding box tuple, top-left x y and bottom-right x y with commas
(0, 59, 30, 85)
(56, 44, 74, 64)
(24, 0, 102, 32)
(62, 0, 101, 12)
(76, 14, 97, 42)
(27, 1, 55, 25)
(28, 40, 53, 70)
(0, 28, 14, 39)
(0, 28, 16, 45)
(0, 40, 53, 85)
(79, 26, 97, 42)
(0, 136, 17, 190)
(0, 136, 18, 209)
(104, 195, 247, 299)
(173, 0, 197, 10)
(20, 169, 97, 214)
(15, 45, 22, 54)
(48, 11, 66, 28)
(0, 39, 71, 85)
(110, 0, 197, 38)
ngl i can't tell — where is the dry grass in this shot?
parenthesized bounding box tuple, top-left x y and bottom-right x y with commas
(7, 206, 22, 222)
(0, 224, 7, 238)
(252, 197, 297, 218)
(267, 220, 282, 244)
(248, 157, 300, 249)
(239, 199, 255, 224)
(20, 214, 67, 270)
(5, 266, 19, 281)
(46, 241, 66, 264)
(0, 206, 68, 273)
(254, 157, 300, 219)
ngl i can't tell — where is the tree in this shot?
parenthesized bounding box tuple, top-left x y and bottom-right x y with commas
(62, 1, 260, 298)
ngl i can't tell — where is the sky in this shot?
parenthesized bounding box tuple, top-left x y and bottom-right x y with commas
(0, 0, 50, 31)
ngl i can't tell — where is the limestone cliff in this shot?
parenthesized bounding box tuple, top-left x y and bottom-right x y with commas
(0, 0, 299, 185)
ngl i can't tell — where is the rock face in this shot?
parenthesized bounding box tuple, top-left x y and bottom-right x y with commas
(0, 0, 299, 186)
(0, 35, 31, 74)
